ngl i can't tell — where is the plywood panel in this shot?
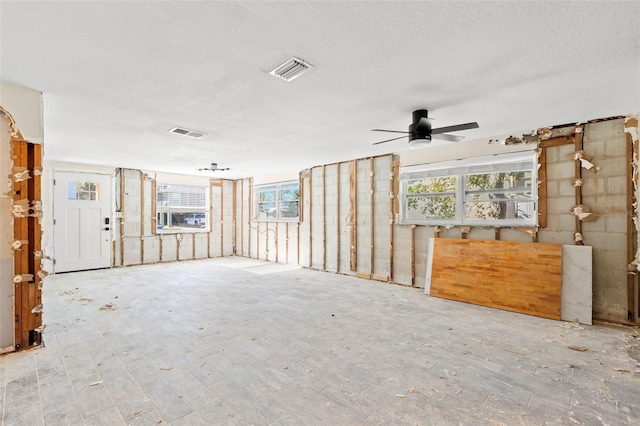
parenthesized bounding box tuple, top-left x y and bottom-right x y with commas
(430, 239, 562, 320)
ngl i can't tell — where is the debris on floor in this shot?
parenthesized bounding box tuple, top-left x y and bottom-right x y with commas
(568, 345, 589, 352)
(99, 303, 117, 311)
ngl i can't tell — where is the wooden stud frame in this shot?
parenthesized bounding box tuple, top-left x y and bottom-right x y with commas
(574, 130, 584, 245)
(10, 137, 42, 351)
(349, 160, 357, 272)
(626, 116, 639, 322)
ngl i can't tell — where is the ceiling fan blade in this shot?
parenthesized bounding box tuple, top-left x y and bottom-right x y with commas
(371, 129, 410, 134)
(431, 122, 479, 135)
(432, 133, 464, 142)
(372, 135, 409, 145)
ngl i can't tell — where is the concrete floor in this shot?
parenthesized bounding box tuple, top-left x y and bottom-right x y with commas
(1, 257, 640, 425)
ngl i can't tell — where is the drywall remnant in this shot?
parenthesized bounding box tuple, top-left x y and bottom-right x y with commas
(12, 274, 33, 283)
(11, 240, 28, 251)
(570, 205, 599, 222)
(574, 232, 583, 243)
(0, 106, 26, 140)
(573, 178, 583, 187)
(624, 115, 640, 272)
(569, 150, 598, 172)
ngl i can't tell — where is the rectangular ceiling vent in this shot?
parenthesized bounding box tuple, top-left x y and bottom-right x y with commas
(269, 57, 313, 82)
(169, 127, 206, 139)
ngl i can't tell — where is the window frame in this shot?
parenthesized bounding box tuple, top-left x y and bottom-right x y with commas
(400, 152, 537, 227)
(156, 183, 210, 233)
(254, 180, 300, 222)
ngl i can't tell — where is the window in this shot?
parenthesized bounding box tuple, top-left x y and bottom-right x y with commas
(400, 152, 537, 226)
(156, 184, 208, 232)
(255, 181, 299, 221)
(67, 181, 100, 201)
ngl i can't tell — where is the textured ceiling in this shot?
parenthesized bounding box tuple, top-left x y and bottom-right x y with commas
(1, 1, 639, 179)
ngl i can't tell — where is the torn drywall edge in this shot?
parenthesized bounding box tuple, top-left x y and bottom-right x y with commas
(624, 115, 640, 270)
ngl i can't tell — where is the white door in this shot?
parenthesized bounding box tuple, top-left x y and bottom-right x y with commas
(53, 171, 111, 273)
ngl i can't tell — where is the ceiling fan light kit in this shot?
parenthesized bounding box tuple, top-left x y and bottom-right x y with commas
(372, 109, 479, 146)
(198, 163, 230, 172)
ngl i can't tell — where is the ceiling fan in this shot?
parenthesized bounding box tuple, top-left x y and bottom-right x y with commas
(372, 109, 479, 146)
(197, 163, 230, 172)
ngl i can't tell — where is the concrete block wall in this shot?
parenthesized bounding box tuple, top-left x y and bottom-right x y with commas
(582, 119, 628, 320)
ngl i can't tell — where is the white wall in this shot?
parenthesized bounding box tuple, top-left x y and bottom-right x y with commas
(0, 83, 44, 144)
(0, 83, 43, 352)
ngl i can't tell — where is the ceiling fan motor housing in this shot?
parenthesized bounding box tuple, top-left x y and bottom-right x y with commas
(409, 109, 432, 141)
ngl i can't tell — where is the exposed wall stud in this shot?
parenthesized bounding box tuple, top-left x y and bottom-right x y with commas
(410, 224, 416, 287)
(119, 168, 125, 266)
(285, 223, 289, 263)
(336, 162, 341, 273)
(275, 222, 279, 263)
(159, 234, 163, 262)
(494, 227, 501, 241)
(538, 147, 547, 228)
(626, 116, 639, 322)
(151, 179, 157, 235)
(232, 180, 237, 255)
(308, 170, 313, 268)
(322, 165, 327, 270)
(574, 129, 584, 245)
(349, 160, 357, 272)
(390, 159, 399, 283)
(248, 178, 253, 258)
(369, 158, 374, 277)
(241, 179, 244, 256)
(140, 171, 145, 264)
(220, 180, 224, 257)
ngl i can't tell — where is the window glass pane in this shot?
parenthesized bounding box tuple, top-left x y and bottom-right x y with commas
(254, 181, 300, 221)
(465, 171, 531, 191)
(258, 202, 277, 218)
(67, 181, 99, 200)
(465, 201, 535, 221)
(156, 184, 208, 232)
(406, 195, 456, 220)
(407, 176, 456, 194)
(279, 201, 299, 218)
(157, 185, 205, 208)
(465, 191, 532, 202)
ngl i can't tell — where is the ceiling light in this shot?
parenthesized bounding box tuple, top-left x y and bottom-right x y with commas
(409, 138, 431, 149)
(269, 57, 313, 82)
(169, 127, 206, 139)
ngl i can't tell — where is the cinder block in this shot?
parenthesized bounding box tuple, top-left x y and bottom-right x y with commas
(580, 177, 605, 196)
(546, 162, 575, 180)
(605, 214, 628, 233)
(545, 146, 558, 163)
(537, 230, 574, 245)
(593, 195, 626, 211)
(546, 196, 575, 214)
(603, 232, 627, 252)
(604, 138, 628, 158)
(558, 178, 575, 197)
(546, 180, 558, 197)
(584, 231, 610, 249)
(605, 175, 627, 195)
(544, 213, 559, 231)
(499, 228, 535, 242)
(557, 143, 577, 159)
(595, 157, 628, 177)
(584, 119, 624, 142)
(583, 139, 605, 159)
(581, 216, 606, 233)
(604, 249, 628, 270)
(558, 213, 576, 231)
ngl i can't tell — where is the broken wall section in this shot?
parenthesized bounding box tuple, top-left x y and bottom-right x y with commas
(114, 169, 224, 267)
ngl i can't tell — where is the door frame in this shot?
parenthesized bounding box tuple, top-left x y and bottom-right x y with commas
(52, 169, 114, 273)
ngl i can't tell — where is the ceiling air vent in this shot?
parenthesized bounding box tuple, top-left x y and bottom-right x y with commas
(269, 57, 313, 82)
(169, 127, 206, 139)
